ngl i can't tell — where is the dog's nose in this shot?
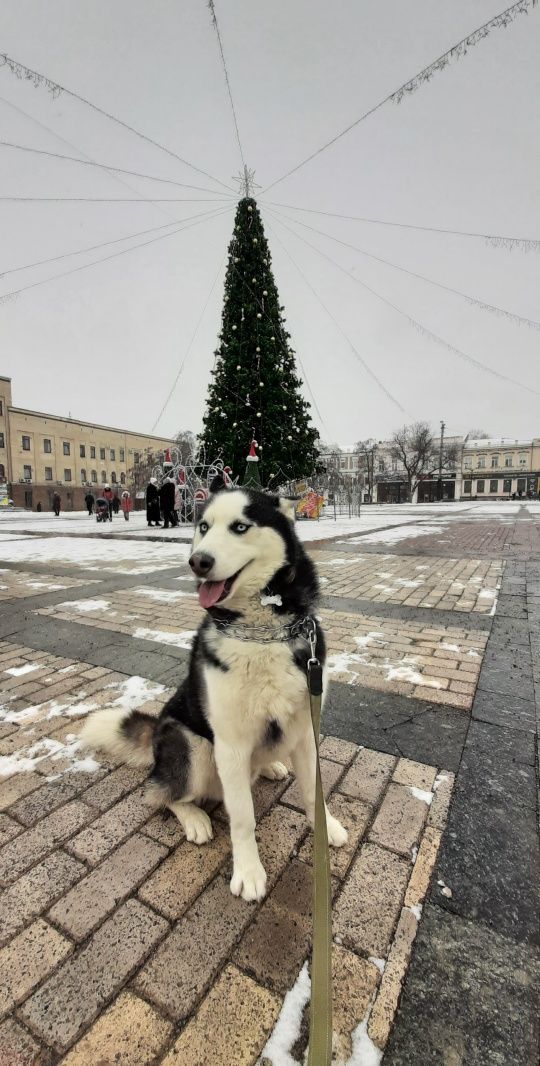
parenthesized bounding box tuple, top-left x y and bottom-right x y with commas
(189, 551, 215, 577)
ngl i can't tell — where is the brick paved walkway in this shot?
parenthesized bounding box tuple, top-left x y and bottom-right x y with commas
(0, 503, 538, 1064)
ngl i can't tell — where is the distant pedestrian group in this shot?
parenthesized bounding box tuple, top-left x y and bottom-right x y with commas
(146, 476, 182, 528)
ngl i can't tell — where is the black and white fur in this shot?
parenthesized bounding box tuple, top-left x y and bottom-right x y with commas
(81, 486, 347, 901)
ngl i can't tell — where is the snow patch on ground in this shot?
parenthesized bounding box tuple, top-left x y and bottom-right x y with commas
(259, 962, 310, 1065)
(368, 957, 386, 975)
(135, 587, 197, 602)
(0, 535, 190, 574)
(348, 1010, 383, 1065)
(109, 675, 165, 709)
(441, 643, 460, 653)
(385, 664, 426, 686)
(134, 627, 195, 649)
(409, 786, 434, 805)
(5, 663, 39, 677)
(406, 903, 422, 921)
(61, 598, 111, 613)
(346, 524, 445, 546)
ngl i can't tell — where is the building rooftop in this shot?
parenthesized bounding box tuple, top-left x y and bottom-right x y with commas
(465, 438, 532, 449)
(9, 406, 175, 445)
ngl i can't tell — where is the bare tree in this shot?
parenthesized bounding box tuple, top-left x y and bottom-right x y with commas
(467, 428, 490, 439)
(355, 439, 377, 502)
(174, 430, 196, 464)
(390, 422, 457, 502)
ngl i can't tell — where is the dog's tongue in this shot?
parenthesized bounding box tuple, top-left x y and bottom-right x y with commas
(198, 580, 227, 609)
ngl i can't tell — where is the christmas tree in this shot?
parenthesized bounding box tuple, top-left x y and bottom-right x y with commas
(199, 195, 320, 485)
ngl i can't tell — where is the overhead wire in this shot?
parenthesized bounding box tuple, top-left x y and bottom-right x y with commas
(266, 208, 540, 398)
(207, 0, 246, 169)
(0, 92, 187, 223)
(0, 196, 233, 203)
(263, 214, 408, 415)
(268, 207, 540, 330)
(0, 52, 234, 193)
(262, 0, 538, 192)
(151, 252, 228, 431)
(1, 214, 229, 278)
(0, 140, 237, 197)
(0, 204, 232, 305)
(260, 199, 540, 252)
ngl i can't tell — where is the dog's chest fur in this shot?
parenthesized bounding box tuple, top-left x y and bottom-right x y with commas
(204, 626, 309, 750)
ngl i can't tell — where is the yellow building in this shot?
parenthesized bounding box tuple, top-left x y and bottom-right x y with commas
(461, 437, 538, 498)
(0, 376, 175, 510)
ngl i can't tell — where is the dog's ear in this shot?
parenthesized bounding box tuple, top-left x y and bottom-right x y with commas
(209, 474, 228, 495)
(277, 497, 297, 522)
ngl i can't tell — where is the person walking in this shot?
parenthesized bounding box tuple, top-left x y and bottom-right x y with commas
(120, 490, 133, 521)
(52, 491, 61, 517)
(103, 484, 114, 521)
(85, 491, 95, 516)
(159, 476, 176, 529)
(112, 493, 120, 516)
(146, 478, 161, 527)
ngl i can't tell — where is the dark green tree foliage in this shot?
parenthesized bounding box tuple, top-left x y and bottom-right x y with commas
(200, 198, 319, 483)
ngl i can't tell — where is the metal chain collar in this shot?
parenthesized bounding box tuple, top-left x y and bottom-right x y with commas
(214, 615, 317, 646)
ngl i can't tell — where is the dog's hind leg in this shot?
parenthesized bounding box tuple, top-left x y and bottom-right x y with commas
(260, 761, 289, 781)
(169, 800, 213, 844)
(291, 723, 348, 847)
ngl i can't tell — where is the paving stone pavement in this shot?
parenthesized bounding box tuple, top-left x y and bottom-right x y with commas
(0, 502, 538, 1064)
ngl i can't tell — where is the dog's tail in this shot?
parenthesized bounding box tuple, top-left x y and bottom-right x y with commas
(80, 708, 155, 768)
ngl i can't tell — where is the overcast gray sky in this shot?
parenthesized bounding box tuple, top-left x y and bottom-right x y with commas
(1, 0, 539, 447)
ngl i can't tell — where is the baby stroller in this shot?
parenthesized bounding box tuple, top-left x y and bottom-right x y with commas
(95, 497, 110, 522)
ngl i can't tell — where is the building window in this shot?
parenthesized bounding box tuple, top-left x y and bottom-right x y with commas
(477, 458, 485, 469)
(463, 479, 472, 494)
(110, 449, 115, 461)
(80, 445, 86, 458)
(519, 455, 527, 467)
(64, 469, 72, 482)
(0, 464, 5, 479)
(81, 469, 87, 482)
(45, 467, 53, 481)
(517, 477, 526, 493)
(134, 452, 140, 465)
(504, 456, 512, 467)
(476, 479, 485, 493)
(111, 471, 117, 484)
(100, 448, 106, 461)
(503, 478, 512, 493)
(489, 479, 498, 493)
(63, 442, 70, 456)
(23, 464, 32, 479)
(119, 448, 125, 463)
(391, 460, 397, 472)
(0, 433, 4, 449)
(120, 472, 126, 485)
(491, 455, 499, 468)
(91, 470, 97, 483)
(378, 459, 385, 473)
(0, 401, 2, 415)
(101, 470, 107, 482)
(43, 438, 52, 453)
(90, 446, 96, 459)
(22, 435, 31, 451)
(463, 459, 471, 470)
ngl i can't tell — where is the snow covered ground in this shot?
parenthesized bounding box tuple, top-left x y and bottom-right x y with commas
(0, 535, 191, 574)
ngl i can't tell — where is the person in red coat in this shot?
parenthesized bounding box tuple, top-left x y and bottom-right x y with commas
(120, 490, 133, 521)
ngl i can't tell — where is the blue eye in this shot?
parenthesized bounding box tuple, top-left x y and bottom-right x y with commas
(231, 521, 249, 534)
(199, 521, 209, 534)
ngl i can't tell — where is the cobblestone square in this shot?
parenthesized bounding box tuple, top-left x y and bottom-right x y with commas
(0, 501, 538, 1063)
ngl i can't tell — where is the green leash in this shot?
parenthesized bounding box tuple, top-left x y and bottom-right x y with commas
(307, 656, 332, 1066)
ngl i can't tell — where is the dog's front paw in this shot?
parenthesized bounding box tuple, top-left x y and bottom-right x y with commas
(230, 860, 267, 902)
(327, 814, 348, 848)
(261, 761, 289, 781)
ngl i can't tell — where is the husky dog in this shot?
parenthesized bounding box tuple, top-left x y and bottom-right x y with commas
(81, 485, 347, 901)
